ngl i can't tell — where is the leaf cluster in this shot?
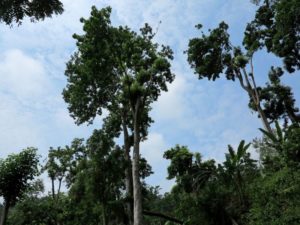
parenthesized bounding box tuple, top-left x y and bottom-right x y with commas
(0, 0, 63, 25)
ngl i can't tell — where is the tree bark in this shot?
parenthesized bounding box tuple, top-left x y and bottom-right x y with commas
(237, 70, 273, 134)
(132, 99, 143, 225)
(0, 200, 10, 225)
(255, 101, 273, 133)
(239, 68, 273, 134)
(122, 113, 134, 225)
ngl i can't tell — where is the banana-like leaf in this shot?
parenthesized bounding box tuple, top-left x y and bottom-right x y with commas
(259, 128, 278, 143)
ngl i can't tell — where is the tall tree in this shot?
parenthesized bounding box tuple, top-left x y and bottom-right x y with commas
(186, 22, 273, 133)
(0, 148, 39, 225)
(0, 0, 63, 25)
(187, 0, 300, 131)
(100, 102, 153, 225)
(63, 6, 174, 225)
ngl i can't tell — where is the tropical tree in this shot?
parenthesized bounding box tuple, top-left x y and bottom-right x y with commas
(187, 0, 300, 132)
(186, 22, 273, 133)
(63, 6, 174, 225)
(44, 138, 86, 200)
(222, 141, 257, 207)
(0, 148, 39, 225)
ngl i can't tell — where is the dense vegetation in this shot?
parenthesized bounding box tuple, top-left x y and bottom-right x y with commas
(0, 0, 299, 224)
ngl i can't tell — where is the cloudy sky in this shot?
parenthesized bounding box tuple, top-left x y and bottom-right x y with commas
(0, 0, 299, 192)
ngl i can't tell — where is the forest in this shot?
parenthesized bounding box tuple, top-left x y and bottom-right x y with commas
(0, 0, 299, 224)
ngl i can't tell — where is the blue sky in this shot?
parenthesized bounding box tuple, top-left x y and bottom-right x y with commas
(0, 0, 299, 192)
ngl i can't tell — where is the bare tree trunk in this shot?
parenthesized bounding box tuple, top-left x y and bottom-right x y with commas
(256, 103, 273, 133)
(0, 200, 10, 225)
(122, 113, 134, 225)
(57, 178, 62, 201)
(132, 99, 143, 225)
(238, 69, 273, 134)
(51, 177, 55, 200)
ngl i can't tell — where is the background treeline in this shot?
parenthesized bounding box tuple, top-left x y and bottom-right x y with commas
(0, 0, 299, 224)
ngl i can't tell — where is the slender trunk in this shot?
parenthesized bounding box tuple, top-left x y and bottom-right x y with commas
(50, 177, 59, 225)
(102, 204, 108, 225)
(57, 178, 62, 201)
(256, 103, 273, 133)
(132, 99, 143, 225)
(51, 177, 55, 200)
(122, 113, 134, 225)
(0, 200, 10, 225)
(240, 68, 273, 134)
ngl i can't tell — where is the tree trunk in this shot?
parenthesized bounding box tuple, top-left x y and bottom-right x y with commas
(0, 200, 10, 225)
(132, 99, 143, 225)
(57, 178, 62, 201)
(122, 114, 134, 225)
(256, 103, 273, 133)
(102, 204, 108, 225)
(240, 68, 273, 134)
(51, 177, 55, 200)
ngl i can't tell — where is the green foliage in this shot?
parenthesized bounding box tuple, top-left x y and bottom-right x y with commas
(63, 6, 174, 125)
(7, 195, 62, 225)
(63, 7, 175, 224)
(245, 0, 300, 72)
(0, 148, 40, 225)
(186, 22, 234, 81)
(0, 0, 64, 25)
(248, 67, 300, 123)
(187, 0, 300, 129)
(247, 167, 300, 225)
(0, 148, 40, 205)
(164, 141, 258, 225)
(259, 122, 300, 166)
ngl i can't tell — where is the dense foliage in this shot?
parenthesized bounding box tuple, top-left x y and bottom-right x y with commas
(0, 0, 63, 25)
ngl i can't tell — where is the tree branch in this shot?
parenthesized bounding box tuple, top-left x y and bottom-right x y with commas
(143, 210, 184, 224)
(249, 57, 260, 103)
(236, 70, 249, 92)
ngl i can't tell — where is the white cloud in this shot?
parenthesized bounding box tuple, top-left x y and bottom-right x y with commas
(0, 94, 44, 157)
(0, 49, 51, 101)
(152, 75, 189, 121)
(141, 132, 175, 193)
(141, 132, 167, 165)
